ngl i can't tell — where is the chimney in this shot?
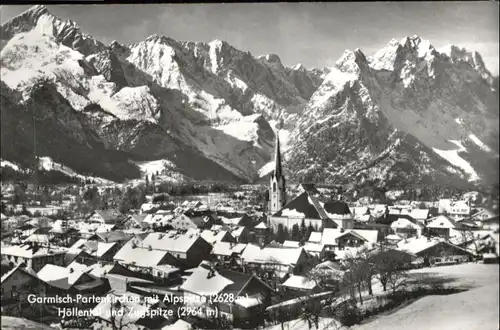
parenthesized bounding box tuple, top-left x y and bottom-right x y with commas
(69, 268, 74, 273)
(207, 268, 215, 279)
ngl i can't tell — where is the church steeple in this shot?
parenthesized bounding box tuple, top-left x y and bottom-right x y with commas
(269, 130, 286, 215)
(272, 133, 283, 180)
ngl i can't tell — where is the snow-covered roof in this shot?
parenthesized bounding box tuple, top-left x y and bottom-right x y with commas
(141, 232, 204, 253)
(67, 261, 91, 273)
(70, 238, 88, 249)
(37, 264, 89, 285)
(304, 242, 325, 253)
(199, 229, 232, 246)
(254, 222, 268, 229)
(161, 319, 192, 330)
(113, 242, 174, 268)
(334, 247, 361, 260)
(1, 244, 66, 258)
(308, 231, 322, 243)
(272, 191, 329, 220)
(88, 263, 114, 278)
(230, 226, 246, 238)
(220, 216, 243, 226)
(282, 275, 317, 290)
(427, 215, 460, 229)
(93, 242, 117, 258)
(397, 236, 445, 254)
(25, 234, 51, 244)
(283, 240, 300, 248)
(180, 264, 234, 296)
(410, 209, 430, 220)
(234, 294, 263, 308)
(386, 234, 403, 241)
(390, 217, 424, 229)
(321, 228, 378, 246)
(241, 244, 305, 265)
(1, 264, 39, 283)
(211, 242, 247, 256)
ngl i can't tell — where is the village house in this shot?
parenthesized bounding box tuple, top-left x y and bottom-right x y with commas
(1, 244, 66, 272)
(113, 242, 181, 281)
(390, 216, 424, 238)
(87, 230, 131, 244)
(426, 215, 463, 240)
(240, 244, 309, 280)
(470, 208, 497, 222)
(197, 229, 236, 246)
(384, 233, 404, 246)
(438, 199, 471, 220)
(225, 225, 251, 243)
(1, 264, 48, 315)
(282, 240, 300, 248)
(124, 214, 149, 230)
(140, 232, 212, 268)
(397, 236, 473, 266)
(75, 240, 121, 263)
(480, 216, 499, 232)
(180, 261, 275, 328)
(313, 228, 378, 258)
(36, 263, 110, 297)
(87, 209, 124, 225)
(211, 241, 248, 267)
(281, 275, 321, 295)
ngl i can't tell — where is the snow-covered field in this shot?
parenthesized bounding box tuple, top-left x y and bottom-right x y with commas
(352, 263, 499, 330)
(1, 316, 53, 330)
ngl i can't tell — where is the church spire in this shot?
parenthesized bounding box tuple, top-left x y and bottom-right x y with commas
(273, 131, 283, 179)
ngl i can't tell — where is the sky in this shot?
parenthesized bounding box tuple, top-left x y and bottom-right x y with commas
(1, 3, 499, 74)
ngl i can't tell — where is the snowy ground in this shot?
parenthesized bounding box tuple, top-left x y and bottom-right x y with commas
(1, 316, 53, 330)
(352, 263, 499, 330)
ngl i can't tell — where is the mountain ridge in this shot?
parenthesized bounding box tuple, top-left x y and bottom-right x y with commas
(0, 6, 498, 188)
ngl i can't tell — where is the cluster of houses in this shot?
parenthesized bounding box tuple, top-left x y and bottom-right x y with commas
(1, 138, 499, 329)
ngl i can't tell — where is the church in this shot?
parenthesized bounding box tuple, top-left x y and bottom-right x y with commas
(267, 133, 354, 231)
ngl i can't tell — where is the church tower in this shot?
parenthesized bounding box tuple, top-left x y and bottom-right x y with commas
(269, 132, 286, 215)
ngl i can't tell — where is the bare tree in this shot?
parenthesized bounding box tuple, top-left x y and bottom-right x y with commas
(106, 297, 136, 330)
(371, 249, 409, 293)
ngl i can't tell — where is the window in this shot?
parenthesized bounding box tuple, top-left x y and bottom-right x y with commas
(273, 182, 276, 192)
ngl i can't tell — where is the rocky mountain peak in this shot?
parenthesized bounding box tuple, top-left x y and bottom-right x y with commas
(1, 4, 106, 56)
(336, 48, 369, 76)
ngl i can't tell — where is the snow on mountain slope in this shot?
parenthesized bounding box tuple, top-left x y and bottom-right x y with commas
(468, 134, 493, 153)
(286, 35, 498, 186)
(0, 159, 21, 172)
(38, 156, 112, 184)
(1, 6, 497, 186)
(432, 141, 480, 182)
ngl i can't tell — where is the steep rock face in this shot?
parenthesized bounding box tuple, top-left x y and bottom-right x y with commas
(0, 81, 141, 182)
(1, 6, 310, 183)
(0, 5, 106, 56)
(0, 7, 497, 187)
(286, 36, 498, 187)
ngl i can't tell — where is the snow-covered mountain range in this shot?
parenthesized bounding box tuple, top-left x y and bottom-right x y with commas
(1, 6, 498, 187)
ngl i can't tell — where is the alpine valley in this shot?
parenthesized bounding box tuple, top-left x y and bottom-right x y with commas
(1, 5, 498, 187)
